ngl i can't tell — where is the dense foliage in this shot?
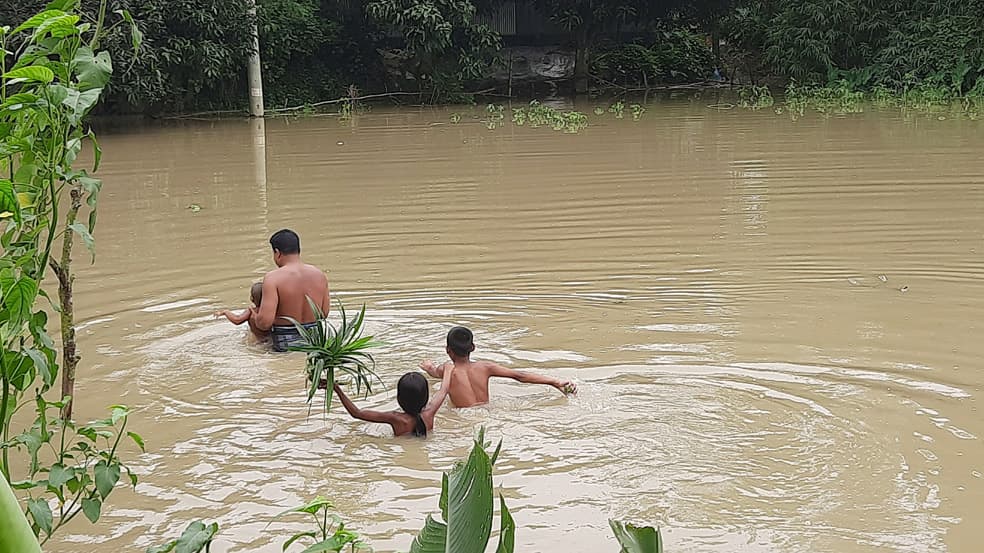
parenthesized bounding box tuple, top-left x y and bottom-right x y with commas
(366, 0, 500, 101)
(1, 1, 143, 544)
(592, 26, 713, 87)
(2, 1, 980, 114)
(724, 0, 984, 95)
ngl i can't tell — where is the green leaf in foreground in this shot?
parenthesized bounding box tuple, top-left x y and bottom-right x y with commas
(27, 497, 53, 536)
(287, 299, 384, 417)
(407, 432, 512, 553)
(2, 65, 55, 84)
(81, 497, 101, 523)
(93, 460, 120, 499)
(73, 46, 112, 90)
(609, 519, 662, 553)
(147, 520, 219, 553)
(0, 477, 42, 553)
(494, 495, 515, 553)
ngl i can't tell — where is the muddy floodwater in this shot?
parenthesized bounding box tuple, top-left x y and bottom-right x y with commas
(49, 99, 983, 552)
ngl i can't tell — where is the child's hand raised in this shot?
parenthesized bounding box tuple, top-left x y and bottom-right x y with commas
(419, 360, 448, 379)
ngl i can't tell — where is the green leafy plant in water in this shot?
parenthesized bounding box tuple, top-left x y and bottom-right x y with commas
(737, 85, 774, 109)
(1, 2, 143, 546)
(608, 100, 625, 119)
(630, 104, 646, 121)
(784, 81, 865, 115)
(7, 399, 142, 543)
(406, 427, 511, 553)
(286, 299, 384, 416)
(511, 101, 588, 134)
(406, 427, 662, 553)
(140, 429, 661, 553)
(147, 520, 219, 553)
(610, 520, 662, 553)
(271, 496, 368, 553)
(485, 103, 505, 129)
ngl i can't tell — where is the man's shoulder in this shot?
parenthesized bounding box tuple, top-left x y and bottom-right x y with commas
(264, 267, 289, 281)
(302, 263, 327, 277)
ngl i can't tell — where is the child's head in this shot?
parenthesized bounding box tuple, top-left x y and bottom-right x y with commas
(397, 372, 428, 437)
(250, 282, 263, 307)
(446, 326, 475, 358)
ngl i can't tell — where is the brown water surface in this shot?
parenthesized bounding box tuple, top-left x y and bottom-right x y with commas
(51, 99, 984, 552)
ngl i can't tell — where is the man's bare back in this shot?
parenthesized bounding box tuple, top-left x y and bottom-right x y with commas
(254, 262, 330, 327)
(250, 230, 330, 340)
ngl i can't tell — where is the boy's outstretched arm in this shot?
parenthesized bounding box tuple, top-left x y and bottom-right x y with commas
(216, 308, 251, 325)
(333, 384, 400, 425)
(419, 360, 450, 379)
(422, 364, 455, 417)
(488, 364, 577, 395)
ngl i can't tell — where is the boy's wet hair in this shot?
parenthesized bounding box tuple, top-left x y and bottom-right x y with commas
(447, 326, 475, 357)
(270, 229, 300, 254)
(250, 282, 263, 306)
(397, 372, 428, 437)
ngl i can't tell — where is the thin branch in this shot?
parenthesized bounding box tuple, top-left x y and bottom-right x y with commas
(266, 91, 421, 113)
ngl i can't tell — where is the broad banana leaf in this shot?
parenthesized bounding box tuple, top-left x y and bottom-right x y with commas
(494, 495, 514, 553)
(610, 520, 662, 553)
(0, 476, 42, 553)
(408, 438, 515, 553)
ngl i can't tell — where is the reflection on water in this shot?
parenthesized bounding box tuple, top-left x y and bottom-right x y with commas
(51, 99, 983, 552)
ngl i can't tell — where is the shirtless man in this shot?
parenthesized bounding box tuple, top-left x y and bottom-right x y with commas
(419, 326, 577, 408)
(249, 229, 331, 352)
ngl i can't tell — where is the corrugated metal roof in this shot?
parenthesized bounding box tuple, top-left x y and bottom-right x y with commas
(477, 1, 517, 36)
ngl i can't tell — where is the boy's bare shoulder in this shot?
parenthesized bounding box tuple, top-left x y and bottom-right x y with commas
(474, 360, 505, 374)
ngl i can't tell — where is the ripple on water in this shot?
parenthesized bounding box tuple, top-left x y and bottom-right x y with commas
(54, 104, 984, 553)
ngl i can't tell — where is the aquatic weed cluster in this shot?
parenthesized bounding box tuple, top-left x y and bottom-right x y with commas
(512, 100, 589, 133)
(733, 83, 983, 120)
(737, 85, 775, 109)
(473, 100, 647, 133)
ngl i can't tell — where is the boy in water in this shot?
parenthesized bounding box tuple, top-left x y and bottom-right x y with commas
(419, 326, 577, 408)
(216, 282, 269, 343)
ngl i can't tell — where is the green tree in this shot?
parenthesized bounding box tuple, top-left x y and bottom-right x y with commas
(532, 0, 689, 92)
(365, 0, 500, 101)
(725, 0, 984, 93)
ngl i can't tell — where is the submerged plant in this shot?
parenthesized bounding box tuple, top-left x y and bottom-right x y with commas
(286, 299, 384, 416)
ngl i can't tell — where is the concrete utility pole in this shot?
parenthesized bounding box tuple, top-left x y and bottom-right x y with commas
(246, 0, 264, 117)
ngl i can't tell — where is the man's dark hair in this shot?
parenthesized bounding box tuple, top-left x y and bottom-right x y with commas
(447, 326, 475, 357)
(270, 229, 300, 254)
